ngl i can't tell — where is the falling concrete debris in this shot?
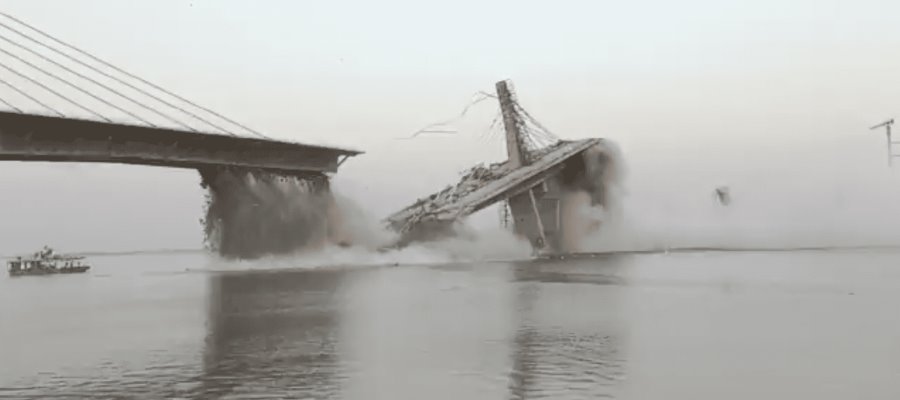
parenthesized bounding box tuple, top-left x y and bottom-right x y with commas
(384, 145, 564, 234)
(198, 168, 340, 259)
(385, 80, 622, 255)
(715, 186, 731, 206)
(387, 160, 511, 234)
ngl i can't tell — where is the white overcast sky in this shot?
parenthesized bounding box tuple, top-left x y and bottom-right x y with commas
(2, 0, 900, 253)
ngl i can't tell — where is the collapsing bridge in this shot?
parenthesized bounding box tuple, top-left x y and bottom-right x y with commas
(386, 81, 620, 255)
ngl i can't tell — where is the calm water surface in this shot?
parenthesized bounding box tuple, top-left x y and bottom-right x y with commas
(2, 249, 900, 399)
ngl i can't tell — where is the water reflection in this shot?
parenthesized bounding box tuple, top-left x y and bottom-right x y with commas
(507, 257, 630, 399)
(195, 257, 632, 400)
(6, 250, 900, 399)
(198, 269, 349, 399)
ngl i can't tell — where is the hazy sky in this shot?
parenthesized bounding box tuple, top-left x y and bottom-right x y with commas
(2, 0, 900, 254)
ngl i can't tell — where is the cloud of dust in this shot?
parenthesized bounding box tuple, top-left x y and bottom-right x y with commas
(204, 224, 532, 272)
(199, 170, 532, 269)
(198, 132, 900, 266)
(326, 190, 399, 250)
(199, 169, 336, 259)
(198, 133, 900, 267)
(325, 184, 532, 264)
(576, 142, 900, 253)
(558, 141, 627, 252)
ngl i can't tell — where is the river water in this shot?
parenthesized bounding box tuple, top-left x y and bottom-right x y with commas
(1, 249, 900, 399)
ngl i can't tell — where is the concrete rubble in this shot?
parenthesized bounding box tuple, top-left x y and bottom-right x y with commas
(388, 161, 510, 235)
(387, 141, 569, 233)
(384, 80, 621, 254)
(384, 139, 597, 243)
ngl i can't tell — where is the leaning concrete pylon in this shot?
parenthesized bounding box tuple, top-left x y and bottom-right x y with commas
(385, 80, 620, 255)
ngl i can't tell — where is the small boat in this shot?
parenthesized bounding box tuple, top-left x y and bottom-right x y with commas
(7, 246, 91, 276)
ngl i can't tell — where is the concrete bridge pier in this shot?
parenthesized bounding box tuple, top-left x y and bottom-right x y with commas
(497, 81, 565, 255)
(506, 178, 564, 254)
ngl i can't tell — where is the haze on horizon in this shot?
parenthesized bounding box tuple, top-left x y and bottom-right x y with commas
(2, 0, 900, 255)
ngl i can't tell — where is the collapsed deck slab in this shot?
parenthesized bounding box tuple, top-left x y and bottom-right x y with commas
(0, 111, 361, 174)
(385, 138, 603, 239)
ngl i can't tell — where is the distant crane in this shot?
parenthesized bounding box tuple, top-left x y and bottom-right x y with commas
(870, 119, 897, 166)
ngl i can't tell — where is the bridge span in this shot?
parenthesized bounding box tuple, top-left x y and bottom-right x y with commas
(0, 110, 360, 175)
(0, 11, 360, 176)
(0, 12, 363, 258)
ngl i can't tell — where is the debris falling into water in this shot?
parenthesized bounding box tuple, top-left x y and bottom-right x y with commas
(198, 168, 341, 259)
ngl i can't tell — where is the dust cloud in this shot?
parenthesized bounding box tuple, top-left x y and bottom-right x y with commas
(197, 167, 532, 265)
(199, 132, 900, 267)
(206, 226, 533, 272)
(577, 146, 900, 253)
(199, 169, 346, 259)
(526, 136, 900, 255)
(558, 141, 627, 253)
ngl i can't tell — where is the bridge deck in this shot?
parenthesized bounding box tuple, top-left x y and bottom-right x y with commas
(0, 13, 361, 175)
(386, 138, 602, 232)
(0, 111, 361, 174)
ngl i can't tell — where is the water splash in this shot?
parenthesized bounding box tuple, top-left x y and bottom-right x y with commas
(203, 226, 532, 272)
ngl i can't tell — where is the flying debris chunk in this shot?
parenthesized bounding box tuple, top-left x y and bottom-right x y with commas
(715, 186, 731, 206)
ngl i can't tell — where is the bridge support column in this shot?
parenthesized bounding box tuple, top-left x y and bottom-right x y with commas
(496, 80, 566, 254)
(496, 80, 528, 169)
(507, 178, 564, 254)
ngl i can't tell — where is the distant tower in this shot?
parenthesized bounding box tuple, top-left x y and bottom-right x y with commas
(870, 119, 896, 166)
